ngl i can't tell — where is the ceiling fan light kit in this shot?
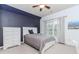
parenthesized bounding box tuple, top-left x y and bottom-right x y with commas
(32, 4, 50, 11)
(39, 4, 45, 8)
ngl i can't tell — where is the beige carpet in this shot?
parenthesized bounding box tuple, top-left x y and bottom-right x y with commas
(0, 43, 77, 54)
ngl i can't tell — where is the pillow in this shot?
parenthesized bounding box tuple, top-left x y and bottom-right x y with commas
(28, 30, 34, 34)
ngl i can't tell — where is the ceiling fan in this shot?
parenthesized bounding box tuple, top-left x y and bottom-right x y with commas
(32, 4, 50, 11)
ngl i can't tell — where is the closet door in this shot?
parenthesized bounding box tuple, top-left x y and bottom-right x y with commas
(3, 27, 21, 49)
(46, 20, 53, 37)
(53, 19, 59, 42)
(52, 18, 65, 43)
(58, 17, 65, 43)
(45, 19, 59, 41)
(45, 18, 65, 43)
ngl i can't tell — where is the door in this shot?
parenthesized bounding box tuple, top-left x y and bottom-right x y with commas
(45, 19, 59, 41)
(45, 18, 65, 43)
(46, 20, 53, 36)
(53, 19, 59, 42)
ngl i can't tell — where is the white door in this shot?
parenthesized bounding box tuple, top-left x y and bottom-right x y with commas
(46, 20, 53, 37)
(45, 19, 59, 41)
(45, 18, 65, 43)
(53, 19, 59, 42)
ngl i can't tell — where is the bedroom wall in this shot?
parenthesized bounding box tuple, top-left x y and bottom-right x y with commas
(0, 4, 41, 46)
(0, 10, 3, 46)
(41, 5, 79, 46)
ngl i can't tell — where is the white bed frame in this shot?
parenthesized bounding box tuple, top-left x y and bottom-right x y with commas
(23, 27, 56, 54)
(40, 41, 56, 54)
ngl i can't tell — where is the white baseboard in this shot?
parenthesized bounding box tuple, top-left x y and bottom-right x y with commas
(64, 42, 75, 47)
(21, 42, 24, 44)
(0, 42, 23, 49)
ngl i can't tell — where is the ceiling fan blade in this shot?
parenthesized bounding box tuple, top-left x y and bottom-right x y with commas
(40, 8, 42, 11)
(45, 5, 50, 9)
(32, 5, 39, 8)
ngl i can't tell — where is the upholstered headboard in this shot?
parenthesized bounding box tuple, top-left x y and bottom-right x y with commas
(23, 27, 37, 42)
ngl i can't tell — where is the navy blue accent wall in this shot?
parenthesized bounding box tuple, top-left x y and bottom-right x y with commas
(1, 10, 40, 29)
(0, 4, 41, 46)
(0, 10, 3, 46)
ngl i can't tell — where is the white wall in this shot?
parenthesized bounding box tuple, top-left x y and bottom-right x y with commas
(40, 5, 79, 46)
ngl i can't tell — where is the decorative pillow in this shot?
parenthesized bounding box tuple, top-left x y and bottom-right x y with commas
(28, 30, 34, 34)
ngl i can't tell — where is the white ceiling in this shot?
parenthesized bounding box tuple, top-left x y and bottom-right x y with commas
(8, 4, 77, 17)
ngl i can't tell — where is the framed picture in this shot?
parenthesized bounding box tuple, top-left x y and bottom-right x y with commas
(68, 20, 79, 29)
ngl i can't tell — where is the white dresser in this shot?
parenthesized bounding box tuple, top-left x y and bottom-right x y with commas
(3, 27, 21, 49)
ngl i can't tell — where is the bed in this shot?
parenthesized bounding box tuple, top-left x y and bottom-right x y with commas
(23, 27, 56, 53)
